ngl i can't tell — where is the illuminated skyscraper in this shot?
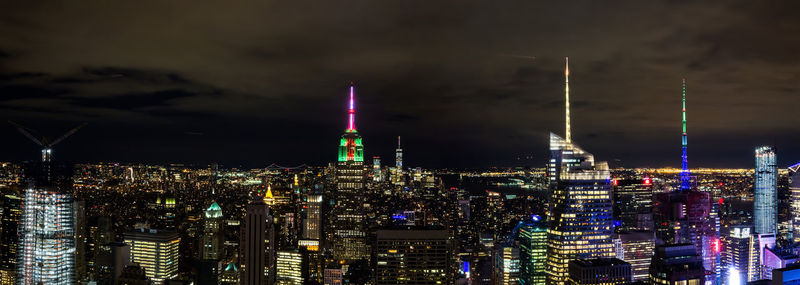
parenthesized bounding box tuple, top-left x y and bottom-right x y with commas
(331, 83, 368, 263)
(201, 202, 224, 260)
(653, 79, 718, 277)
(395, 136, 402, 169)
(303, 194, 322, 241)
(372, 156, 382, 182)
(519, 218, 547, 285)
(790, 162, 800, 243)
(123, 229, 180, 284)
(12, 125, 83, 285)
(754, 146, 777, 235)
(18, 187, 76, 285)
(545, 58, 615, 285)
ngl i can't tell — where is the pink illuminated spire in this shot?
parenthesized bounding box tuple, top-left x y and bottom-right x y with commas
(347, 82, 356, 132)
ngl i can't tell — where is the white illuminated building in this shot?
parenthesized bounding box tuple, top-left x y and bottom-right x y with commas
(17, 187, 76, 284)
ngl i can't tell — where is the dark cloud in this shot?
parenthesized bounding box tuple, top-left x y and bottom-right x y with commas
(0, 1, 797, 168)
(67, 89, 197, 110)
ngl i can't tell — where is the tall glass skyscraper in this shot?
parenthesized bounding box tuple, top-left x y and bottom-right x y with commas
(545, 58, 615, 285)
(754, 146, 777, 235)
(17, 161, 77, 285)
(18, 188, 76, 285)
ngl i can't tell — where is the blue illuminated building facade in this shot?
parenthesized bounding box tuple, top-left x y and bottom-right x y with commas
(754, 146, 777, 235)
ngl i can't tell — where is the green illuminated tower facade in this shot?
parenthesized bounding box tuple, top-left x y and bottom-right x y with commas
(331, 83, 369, 263)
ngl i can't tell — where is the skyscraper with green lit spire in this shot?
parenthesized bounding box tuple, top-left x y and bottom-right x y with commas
(201, 202, 223, 260)
(331, 83, 369, 263)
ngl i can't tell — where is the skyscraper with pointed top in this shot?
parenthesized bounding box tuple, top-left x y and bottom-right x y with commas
(652, 78, 718, 281)
(395, 136, 403, 169)
(331, 82, 369, 263)
(545, 58, 615, 285)
(680, 78, 692, 191)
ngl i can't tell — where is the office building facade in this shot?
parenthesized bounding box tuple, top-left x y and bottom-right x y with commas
(374, 228, 452, 285)
(123, 229, 180, 284)
(519, 219, 547, 285)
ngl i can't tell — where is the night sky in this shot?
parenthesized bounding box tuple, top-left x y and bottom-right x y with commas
(1, 1, 798, 168)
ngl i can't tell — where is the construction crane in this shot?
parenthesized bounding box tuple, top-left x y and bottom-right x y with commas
(8, 120, 87, 163)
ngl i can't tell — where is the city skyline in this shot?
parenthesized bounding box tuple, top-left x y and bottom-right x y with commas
(1, 2, 798, 168)
(3, 2, 800, 285)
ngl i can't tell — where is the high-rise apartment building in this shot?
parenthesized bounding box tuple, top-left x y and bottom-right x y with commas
(546, 58, 615, 285)
(754, 146, 777, 235)
(331, 83, 368, 263)
(123, 229, 180, 284)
